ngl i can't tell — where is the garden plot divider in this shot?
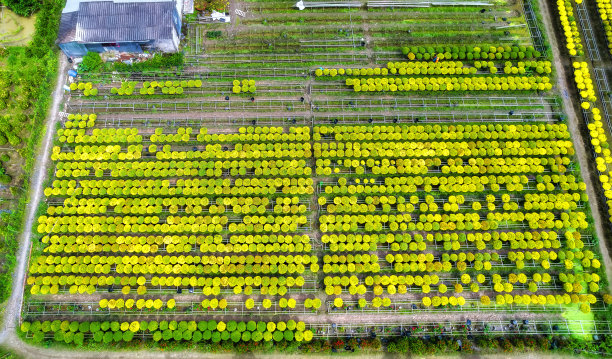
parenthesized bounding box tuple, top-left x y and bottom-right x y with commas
(309, 96, 560, 111)
(370, 233, 596, 251)
(299, 38, 359, 48)
(66, 98, 309, 114)
(193, 52, 369, 65)
(593, 68, 612, 129)
(25, 300, 316, 317)
(364, 21, 510, 34)
(520, 0, 547, 54)
(217, 38, 361, 51)
(185, 67, 311, 79)
(325, 299, 609, 314)
(321, 274, 562, 293)
(366, 0, 493, 7)
(74, 83, 305, 99)
(38, 279, 319, 296)
(372, 51, 413, 63)
(93, 116, 311, 128)
(78, 72, 202, 83)
(298, 2, 362, 8)
(241, 8, 520, 25)
(371, 34, 532, 47)
(575, 0, 601, 61)
(309, 320, 612, 337)
(381, 253, 566, 269)
(315, 188, 587, 210)
(224, 26, 360, 43)
(80, 69, 309, 81)
(311, 111, 561, 123)
(17, 319, 607, 343)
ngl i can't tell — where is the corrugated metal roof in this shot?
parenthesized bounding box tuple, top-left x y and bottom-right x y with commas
(59, 1, 176, 44)
(63, 0, 178, 13)
(57, 12, 79, 44)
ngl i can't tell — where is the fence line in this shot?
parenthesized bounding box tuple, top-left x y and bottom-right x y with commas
(575, 0, 601, 61)
(93, 116, 309, 128)
(309, 319, 612, 337)
(25, 300, 316, 317)
(325, 299, 608, 315)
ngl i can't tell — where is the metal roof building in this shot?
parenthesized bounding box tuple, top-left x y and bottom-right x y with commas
(57, 0, 183, 57)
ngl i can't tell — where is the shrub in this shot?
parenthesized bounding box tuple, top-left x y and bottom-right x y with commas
(0, 174, 12, 185)
(79, 52, 103, 72)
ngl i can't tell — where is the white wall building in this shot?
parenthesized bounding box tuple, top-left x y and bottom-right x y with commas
(57, 0, 184, 57)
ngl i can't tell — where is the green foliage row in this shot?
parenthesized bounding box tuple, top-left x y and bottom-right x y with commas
(79, 53, 185, 74)
(112, 53, 185, 73)
(206, 31, 223, 39)
(27, 0, 64, 58)
(22, 319, 313, 345)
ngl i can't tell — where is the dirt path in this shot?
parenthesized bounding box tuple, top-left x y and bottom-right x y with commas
(537, 0, 612, 292)
(0, 56, 68, 343)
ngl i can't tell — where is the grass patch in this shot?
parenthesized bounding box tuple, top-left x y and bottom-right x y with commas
(563, 304, 595, 340)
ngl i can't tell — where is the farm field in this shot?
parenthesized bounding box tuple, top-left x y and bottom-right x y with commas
(13, 0, 612, 355)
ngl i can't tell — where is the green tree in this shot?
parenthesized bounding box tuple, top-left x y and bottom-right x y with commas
(2, 0, 40, 16)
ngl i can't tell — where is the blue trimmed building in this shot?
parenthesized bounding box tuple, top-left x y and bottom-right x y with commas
(57, 0, 183, 57)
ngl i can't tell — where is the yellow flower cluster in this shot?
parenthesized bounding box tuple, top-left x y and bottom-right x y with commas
(557, 0, 583, 56)
(595, 0, 612, 54)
